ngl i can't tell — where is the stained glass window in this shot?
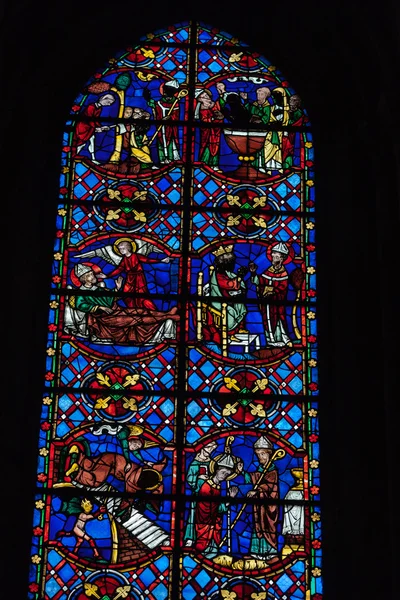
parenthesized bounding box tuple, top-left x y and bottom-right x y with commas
(28, 21, 321, 600)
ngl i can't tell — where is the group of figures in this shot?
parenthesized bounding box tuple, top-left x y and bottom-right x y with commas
(64, 237, 299, 353)
(73, 74, 305, 176)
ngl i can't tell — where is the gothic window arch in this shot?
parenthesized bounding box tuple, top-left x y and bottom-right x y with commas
(28, 21, 321, 600)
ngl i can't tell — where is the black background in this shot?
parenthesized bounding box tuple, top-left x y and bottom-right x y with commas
(0, 0, 398, 598)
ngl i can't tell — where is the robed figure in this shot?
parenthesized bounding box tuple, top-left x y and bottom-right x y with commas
(195, 89, 224, 170)
(107, 238, 170, 310)
(72, 94, 116, 162)
(67, 263, 179, 344)
(245, 436, 279, 561)
(195, 453, 238, 559)
(250, 242, 292, 347)
(145, 79, 181, 164)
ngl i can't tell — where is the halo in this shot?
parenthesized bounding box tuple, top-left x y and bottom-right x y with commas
(209, 453, 239, 481)
(137, 467, 162, 491)
(70, 261, 102, 287)
(113, 238, 137, 256)
(266, 242, 294, 265)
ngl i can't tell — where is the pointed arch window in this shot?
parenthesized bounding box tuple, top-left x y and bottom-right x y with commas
(28, 21, 321, 600)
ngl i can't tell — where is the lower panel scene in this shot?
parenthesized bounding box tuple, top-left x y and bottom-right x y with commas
(29, 494, 174, 599)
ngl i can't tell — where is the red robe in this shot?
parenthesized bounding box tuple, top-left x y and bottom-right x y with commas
(108, 253, 159, 309)
(199, 105, 223, 159)
(257, 266, 289, 334)
(282, 114, 306, 168)
(195, 480, 223, 551)
(250, 467, 279, 550)
(73, 104, 101, 150)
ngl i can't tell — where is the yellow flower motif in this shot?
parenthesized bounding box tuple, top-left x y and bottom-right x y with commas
(307, 311, 316, 320)
(310, 459, 319, 469)
(312, 568, 322, 577)
(308, 359, 317, 368)
(46, 348, 55, 356)
(146, 32, 155, 39)
(31, 554, 41, 564)
(39, 448, 49, 457)
(306, 221, 315, 230)
(43, 396, 52, 405)
(305, 142, 313, 148)
(308, 408, 318, 417)
(231, 37, 239, 44)
(109, 58, 117, 65)
(306, 179, 314, 187)
(35, 500, 45, 509)
(54, 253, 62, 260)
(49, 301, 59, 309)
(307, 266, 316, 274)
(268, 65, 276, 71)
(61, 167, 69, 174)
(311, 512, 320, 522)
(58, 209, 67, 216)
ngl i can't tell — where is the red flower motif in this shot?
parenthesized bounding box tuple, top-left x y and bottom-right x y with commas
(52, 275, 61, 284)
(168, 25, 176, 32)
(309, 433, 319, 443)
(29, 583, 39, 593)
(211, 28, 219, 34)
(306, 160, 314, 167)
(308, 334, 317, 343)
(306, 201, 315, 208)
(94, 73, 102, 79)
(71, 104, 81, 112)
(307, 289, 317, 297)
(41, 422, 51, 431)
(306, 244, 316, 252)
(62, 146, 71, 153)
(37, 473, 47, 483)
(312, 595, 322, 600)
(281, 81, 289, 87)
(310, 485, 320, 495)
(45, 372, 54, 381)
(59, 187, 68, 195)
(33, 527, 43, 536)
(48, 324, 57, 332)
(56, 231, 64, 238)
(312, 539, 322, 549)
(309, 382, 318, 392)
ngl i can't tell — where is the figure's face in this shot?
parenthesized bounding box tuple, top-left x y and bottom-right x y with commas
(271, 251, 284, 267)
(256, 87, 270, 104)
(132, 108, 142, 119)
(216, 467, 232, 482)
(237, 460, 244, 473)
(216, 82, 226, 95)
(118, 241, 132, 255)
(123, 107, 133, 118)
(255, 449, 271, 464)
(203, 441, 218, 456)
(290, 95, 301, 110)
(199, 92, 213, 108)
(82, 270, 97, 286)
(128, 439, 143, 451)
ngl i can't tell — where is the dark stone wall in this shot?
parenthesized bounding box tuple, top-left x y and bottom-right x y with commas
(1, 1, 398, 598)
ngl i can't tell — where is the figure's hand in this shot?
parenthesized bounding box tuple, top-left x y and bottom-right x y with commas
(101, 126, 111, 131)
(161, 257, 170, 263)
(250, 116, 262, 124)
(249, 262, 257, 273)
(198, 474, 207, 480)
(262, 286, 274, 296)
(124, 463, 132, 473)
(95, 127, 103, 132)
(100, 306, 113, 314)
(229, 485, 238, 497)
(97, 273, 107, 279)
(213, 110, 224, 120)
(247, 490, 256, 497)
(115, 276, 123, 290)
(240, 92, 248, 100)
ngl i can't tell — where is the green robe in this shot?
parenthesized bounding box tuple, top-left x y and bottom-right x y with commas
(209, 270, 247, 332)
(75, 294, 114, 313)
(245, 101, 279, 170)
(184, 458, 210, 544)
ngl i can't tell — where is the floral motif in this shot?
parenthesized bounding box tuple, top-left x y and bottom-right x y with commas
(37, 473, 47, 483)
(309, 382, 318, 392)
(307, 266, 316, 274)
(58, 208, 67, 216)
(40, 422, 51, 431)
(308, 408, 318, 417)
(312, 568, 322, 577)
(309, 433, 319, 443)
(310, 459, 319, 468)
(46, 348, 55, 356)
(35, 500, 45, 509)
(306, 221, 315, 230)
(45, 372, 54, 381)
(308, 359, 317, 368)
(39, 448, 49, 457)
(311, 512, 321, 522)
(310, 485, 320, 495)
(49, 301, 59, 309)
(31, 554, 41, 564)
(307, 311, 316, 320)
(32, 527, 43, 536)
(42, 397, 52, 405)
(29, 583, 39, 593)
(53, 252, 62, 260)
(312, 539, 322, 549)
(48, 324, 57, 332)
(52, 276, 61, 284)
(306, 179, 314, 187)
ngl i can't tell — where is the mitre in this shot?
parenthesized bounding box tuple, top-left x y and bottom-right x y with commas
(217, 453, 235, 469)
(254, 436, 273, 449)
(165, 78, 180, 89)
(74, 263, 92, 278)
(271, 242, 289, 255)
